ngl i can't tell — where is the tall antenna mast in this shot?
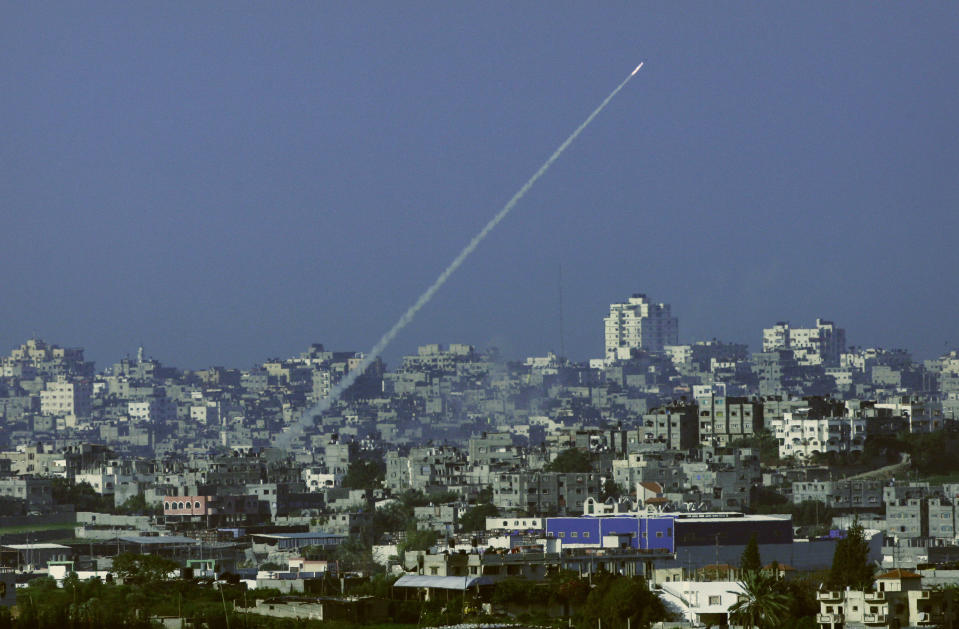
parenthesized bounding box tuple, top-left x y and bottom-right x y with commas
(558, 263, 566, 359)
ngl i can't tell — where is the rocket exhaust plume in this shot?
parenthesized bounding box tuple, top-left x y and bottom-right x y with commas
(277, 62, 645, 449)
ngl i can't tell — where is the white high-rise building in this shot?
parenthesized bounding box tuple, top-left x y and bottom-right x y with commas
(762, 318, 846, 366)
(604, 294, 679, 359)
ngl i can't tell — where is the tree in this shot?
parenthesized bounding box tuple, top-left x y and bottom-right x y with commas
(116, 493, 162, 516)
(727, 570, 790, 629)
(373, 500, 413, 538)
(549, 570, 590, 617)
(335, 535, 375, 573)
(729, 429, 781, 465)
(112, 552, 179, 584)
(51, 478, 112, 512)
(459, 503, 498, 533)
(397, 527, 439, 563)
(578, 574, 667, 629)
(545, 448, 593, 473)
(740, 533, 762, 574)
(341, 458, 385, 490)
(491, 578, 537, 608)
(828, 520, 875, 590)
(600, 478, 622, 501)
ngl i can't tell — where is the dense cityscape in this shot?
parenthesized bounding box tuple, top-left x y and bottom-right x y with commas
(1, 293, 958, 627)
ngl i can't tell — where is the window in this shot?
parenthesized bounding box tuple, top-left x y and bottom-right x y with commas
(430, 567, 438, 575)
(583, 532, 590, 538)
(656, 531, 663, 538)
(571, 532, 578, 538)
(558, 532, 565, 538)
(708, 596, 721, 605)
(194, 501, 201, 509)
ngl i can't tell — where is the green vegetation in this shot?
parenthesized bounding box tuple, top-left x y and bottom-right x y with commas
(459, 502, 498, 533)
(599, 478, 623, 501)
(334, 535, 376, 572)
(577, 573, 667, 629)
(728, 570, 790, 629)
(51, 479, 113, 512)
(112, 552, 179, 584)
(740, 533, 762, 574)
(115, 493, 162, 516)
(8, 558, 422, 629)
(904, 431, 959, 476)
(488, 572, 665, 629)
(828, 520, 875, 590)
(729, 429, 781, 465)
(341, 459, 386, 490)
(13, 572, 287, 628)
(396, 527, 439, 563)
(0, 522, 75, 535)
(372, 489, 459, 539)
(544, 448, 593, 473)
(48, 479, 160, 517)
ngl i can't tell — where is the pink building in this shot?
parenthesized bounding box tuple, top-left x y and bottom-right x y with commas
(162, 495, 260, 522)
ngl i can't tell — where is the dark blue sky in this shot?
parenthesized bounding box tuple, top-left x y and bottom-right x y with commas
(2, 3, 957, 370)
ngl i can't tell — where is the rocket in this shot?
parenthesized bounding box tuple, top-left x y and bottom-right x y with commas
(631, 62, 644, 77)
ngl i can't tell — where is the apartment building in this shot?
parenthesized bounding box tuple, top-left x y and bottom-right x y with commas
(762, 319, 846, 366)
(792, 479, 883, 510)
(604, 294, 679, 359)
(694, 383, 763, 447)
(770, 409, 865, 460)
(817, 570, 948, 629)
(492, 471, 600, 515)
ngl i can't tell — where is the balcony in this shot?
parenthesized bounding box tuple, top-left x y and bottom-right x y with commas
(864, 591, 886, 602)
(817, 614, 844, 624)
(817, 591, 842, 602)
(863, 613, 888, 624)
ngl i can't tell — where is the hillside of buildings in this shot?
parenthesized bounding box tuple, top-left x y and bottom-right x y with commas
(2, 297, 959, 627)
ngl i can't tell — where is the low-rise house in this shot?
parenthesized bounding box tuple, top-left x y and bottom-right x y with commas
(658, 580, 746, 627)
(817, 569, 953, 629)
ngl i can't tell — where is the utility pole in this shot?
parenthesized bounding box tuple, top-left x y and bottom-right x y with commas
(714, 533, 720, 578)
(558, 264, 566, 359)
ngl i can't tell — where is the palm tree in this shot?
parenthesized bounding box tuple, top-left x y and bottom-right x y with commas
(728, 570, 790, 629)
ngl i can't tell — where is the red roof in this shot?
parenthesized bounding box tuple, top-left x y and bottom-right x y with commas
(638, 481, 663, 493)
(876, 569, 921, 579)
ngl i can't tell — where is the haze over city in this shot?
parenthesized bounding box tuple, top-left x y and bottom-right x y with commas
(3, 4, 957, 370)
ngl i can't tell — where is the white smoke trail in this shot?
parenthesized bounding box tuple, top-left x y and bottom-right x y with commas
(277, 62, 644, 449)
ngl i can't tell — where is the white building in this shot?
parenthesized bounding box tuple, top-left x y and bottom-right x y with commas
(302, 467, 337, 492)
(604, 294, 678, 359)
(658, 580, 746, 627)
(770, 409, 865, 460)
(762, 319, 846, 366)
(40, 377, 92, 419)
(128, 397, 176, 424)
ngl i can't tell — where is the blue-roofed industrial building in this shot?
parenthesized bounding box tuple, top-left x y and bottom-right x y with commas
(544, 515, 675, 552)
(540, 511, 793, 561)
